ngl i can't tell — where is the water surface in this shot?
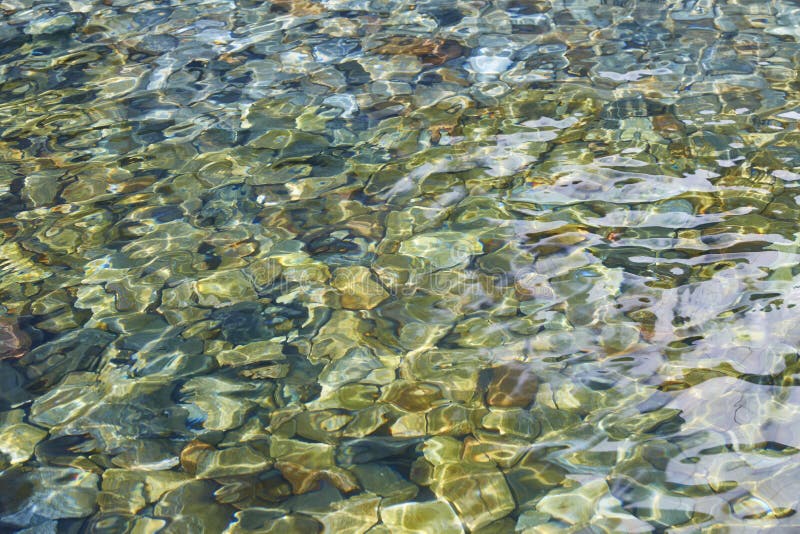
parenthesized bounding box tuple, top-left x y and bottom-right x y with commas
(1, 0, 800, 532)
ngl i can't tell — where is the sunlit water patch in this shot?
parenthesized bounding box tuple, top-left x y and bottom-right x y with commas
(1, 0, 800, 532)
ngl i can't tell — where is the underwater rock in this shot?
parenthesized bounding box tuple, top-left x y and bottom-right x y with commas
(216, 340, 286, 367)
(337, 437, 424, 466)
(332, 266, 389, 310)
(383, 380, 445, 413)
(536, 479, 610, 526)
(270, 437, 348, 494)
(309, 310, 368, 363)
(599, 323, 640, 354)
(485, 362, 539, 408)
(0, 422, 47, 465)
(2, 0, 800, 531)
(25, 14, 78, 36)
(422, 436, 462, 466)
(212, 302, 308, 343)
(154, 480, 234, 533)
(318, 347, 382, 389)
(318, 495, 381, 534)
(398, 232, 483, 270)
(99, 468, 189, 514)
(0, 317, 30, 360)
(17, 329, 115, 392)
(380, 500, 464, 534)
(462, 432, 529, 469)
(195, 442, 273, 479)
(195, 270, 257, 307)
(226, 510, 323, 533)
(135, 34, 180, 55)
(371, 38, 464, 65)
(351, 464, 419, 505)
(430, 463, 515, 531)
(0, 467, 99, 527)
(0, 360, 31, 409)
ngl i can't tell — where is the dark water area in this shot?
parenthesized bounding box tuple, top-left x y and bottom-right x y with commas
(1, 0, 800, 531)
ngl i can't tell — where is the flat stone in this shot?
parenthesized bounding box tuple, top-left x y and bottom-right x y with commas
(216, 340, 286, 367)
(0, 423, 47, 465)
(486, 362, 539, 408)
(319, 495, 380, 534)
(195, 444, 273, 479)
(430, 463, 515, 531)
(536, 479, 609, 525)
(398, 232, 482, 270)
(380, 500, 464, 534)
(154, 480, 233, 533)
(26, 14, 77, 35)
(0, 317, 30, 360)
(351, 464, 419, 505)
(226, 509, 323, 533)
(195, 270, 257, 307)
(332, 266, 389, 310)
(0, 467, 100, 527)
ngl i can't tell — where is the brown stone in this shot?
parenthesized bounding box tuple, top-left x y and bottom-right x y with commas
(653, 114, 685, 136)
(371, 37, 464, 65)
(179, 440, 214, 476)
(0, 317, 30, 359)
(269, 0, 324, 15)
(486, 362, 538, 408)
(276, 461, 360, 494)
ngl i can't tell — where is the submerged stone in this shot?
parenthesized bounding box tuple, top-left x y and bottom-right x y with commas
(226, 509, 323, 533)
(0, 317, 30, 360)
(0, 467, 100, 527)
(380, 500, 464, 534)
(195, 443, 273, 479)
(430, 463, 515, 531)
(485, 362, 539, 408)
(212, 302, 308, 343)
(383, 380, 445, 412)
(319, 495, 381, 534)
(536, 479, 609, 525)
(195, 270, 257, 307)
(351, 464, 419, 505)
(398, 232, 482, 270)
(0, 423, 47, 465)
(332, 266, 389, 310)
(26, 14, 78, 35)
(154, 480, 234, 533)
(18, 329, 115, 392)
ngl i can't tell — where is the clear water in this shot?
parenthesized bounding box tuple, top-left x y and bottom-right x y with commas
(1, 0, 800, 532)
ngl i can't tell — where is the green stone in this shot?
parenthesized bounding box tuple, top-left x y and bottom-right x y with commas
(270, 438, 335, 469)
(154, 480, 234, 533)
(195, 444, 273, 479)
(536, 479, 609, 525)
(0, 423, 47, 465)
(351, 464, 419, 505)
(319, 496, 381, 534)
(398, 232, 482, 270)
(226, 509, 322, 533)
(216, 340, 286, 367)
(380, 500, 464, 534)
(430, 463, 515, 531)
(195, 270, 257, 307)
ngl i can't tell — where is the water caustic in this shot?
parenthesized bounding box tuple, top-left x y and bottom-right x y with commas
(1, 0, 800, 532)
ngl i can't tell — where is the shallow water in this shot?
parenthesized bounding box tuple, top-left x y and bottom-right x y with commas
(1, 0, 800, 532)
